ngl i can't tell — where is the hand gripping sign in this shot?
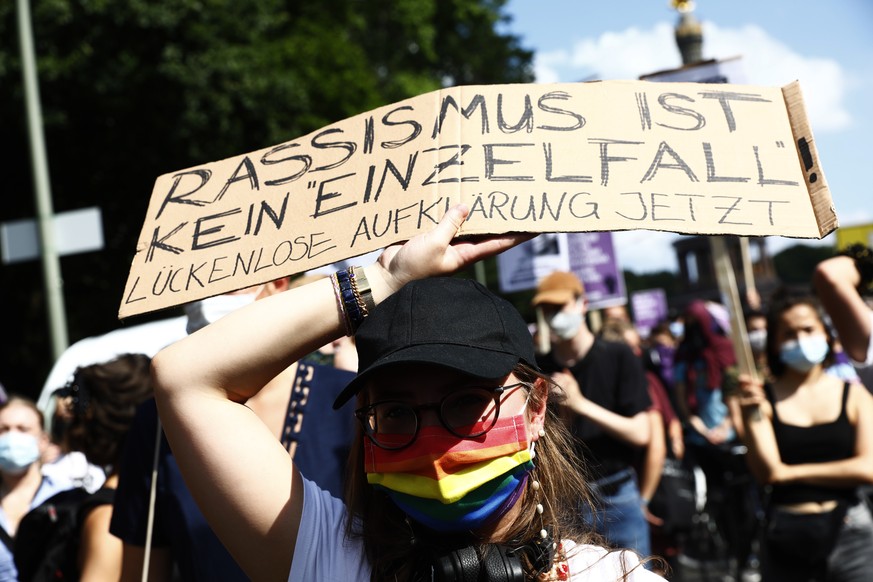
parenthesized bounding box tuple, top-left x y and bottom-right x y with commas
(119, 80, 837, 318)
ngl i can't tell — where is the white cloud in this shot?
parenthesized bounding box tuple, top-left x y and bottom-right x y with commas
(535, 21, 851, 132)
(535, 23, 678, 83)
(703, 23, 850, 132)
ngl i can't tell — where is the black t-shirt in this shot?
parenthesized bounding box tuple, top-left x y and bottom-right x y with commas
(537, 338, 651, 478)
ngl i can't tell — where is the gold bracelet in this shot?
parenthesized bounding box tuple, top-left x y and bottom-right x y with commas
(349, 266, 376, 316)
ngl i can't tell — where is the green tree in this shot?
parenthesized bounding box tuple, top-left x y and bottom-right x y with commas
(772, 243, 835, 285)
(0, 0, 533, 397)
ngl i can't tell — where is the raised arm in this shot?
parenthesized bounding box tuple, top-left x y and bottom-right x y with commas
(151, 205, 530, 580)
(813, 255, 872, 364)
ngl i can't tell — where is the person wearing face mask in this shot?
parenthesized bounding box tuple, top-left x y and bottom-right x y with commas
(0, 396, 76, 581)
(737, 293, 873, 582)
(148, 206, 666, 580)
(531, 271, 653, 560)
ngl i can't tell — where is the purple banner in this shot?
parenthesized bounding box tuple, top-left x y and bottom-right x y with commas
(631, 288, 668, 339)
(567, 232, 627, 310)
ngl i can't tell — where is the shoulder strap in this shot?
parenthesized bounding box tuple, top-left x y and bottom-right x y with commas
(77, 487, 116, 523)
(841, 381, 851, 414)
(281, 362, 314, 452)
(0, 526, 13, 553)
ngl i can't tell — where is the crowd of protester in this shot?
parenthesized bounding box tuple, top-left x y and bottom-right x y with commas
(1, 239, 872, 581)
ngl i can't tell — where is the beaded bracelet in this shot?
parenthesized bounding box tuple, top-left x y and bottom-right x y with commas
(838, 243, 873, 295)
(331, 266, 377, 334)
(335, 269, 364, 332)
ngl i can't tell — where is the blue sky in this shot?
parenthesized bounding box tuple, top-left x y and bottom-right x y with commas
(501, 0, 873, 273)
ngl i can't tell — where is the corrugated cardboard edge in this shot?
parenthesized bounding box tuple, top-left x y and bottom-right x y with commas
(782, 81, 839, 238)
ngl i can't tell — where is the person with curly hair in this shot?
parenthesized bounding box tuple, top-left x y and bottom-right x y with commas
(50, 353, 154, 581)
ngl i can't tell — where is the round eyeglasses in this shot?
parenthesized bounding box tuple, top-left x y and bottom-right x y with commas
(355, 383, 528, 450)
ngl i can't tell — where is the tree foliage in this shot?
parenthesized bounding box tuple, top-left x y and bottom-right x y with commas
(0, 0, 533, 397)
(772, 243, 835, 285)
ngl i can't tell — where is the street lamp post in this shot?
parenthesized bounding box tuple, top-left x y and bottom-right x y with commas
(17, 0, 69, 360)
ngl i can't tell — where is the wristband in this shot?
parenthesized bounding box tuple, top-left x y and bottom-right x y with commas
(335, 269, 364, 332)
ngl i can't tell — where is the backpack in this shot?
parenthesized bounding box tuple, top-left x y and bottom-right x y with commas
(647, 455, 698, 535)
(13, 487, 115, 582)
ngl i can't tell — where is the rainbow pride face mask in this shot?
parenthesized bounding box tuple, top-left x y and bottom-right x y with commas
(386, 461, 532, 532)
(364, 412, 534, 531)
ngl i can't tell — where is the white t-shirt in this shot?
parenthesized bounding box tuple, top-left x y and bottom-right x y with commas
(41, 451, 106, 493)
(289, 477, 665, 581)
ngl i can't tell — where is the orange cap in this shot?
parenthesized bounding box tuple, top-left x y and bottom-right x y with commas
(532, 271, 584, 306)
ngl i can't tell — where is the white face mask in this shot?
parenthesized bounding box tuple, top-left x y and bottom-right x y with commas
(184, 288, 261, 334)
(779, 335, 829, 373)
(548, 310, 583, 340)
(0, 431, 40, 475)
(748, 329, 767, 353)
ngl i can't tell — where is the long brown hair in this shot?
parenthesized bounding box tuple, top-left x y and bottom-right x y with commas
(342, 362, 601, 580)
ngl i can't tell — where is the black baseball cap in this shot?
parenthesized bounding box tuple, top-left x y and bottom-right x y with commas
(332, 277, 538, 409)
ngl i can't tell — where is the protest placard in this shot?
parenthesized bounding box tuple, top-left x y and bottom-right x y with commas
(119, 79, 837, 318)
(630, 288, 669, 339)
(495, 232, 625, 310)
(567, 232, 627, 310)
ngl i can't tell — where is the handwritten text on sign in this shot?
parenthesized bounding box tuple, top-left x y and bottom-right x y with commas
(120, 80, 836, 317)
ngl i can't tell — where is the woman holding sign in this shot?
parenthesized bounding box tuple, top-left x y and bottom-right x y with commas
(737, 293, 873, 582)
(150, 205, 665, 581)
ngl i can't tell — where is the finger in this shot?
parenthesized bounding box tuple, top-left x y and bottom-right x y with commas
(430, 204, 470, 247)
(449, 231, 536, 267)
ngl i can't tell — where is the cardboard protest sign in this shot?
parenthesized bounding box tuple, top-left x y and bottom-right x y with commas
(120, 79, 837, 318)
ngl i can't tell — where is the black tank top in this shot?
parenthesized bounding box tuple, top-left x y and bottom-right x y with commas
(766, 382, 858, 504)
